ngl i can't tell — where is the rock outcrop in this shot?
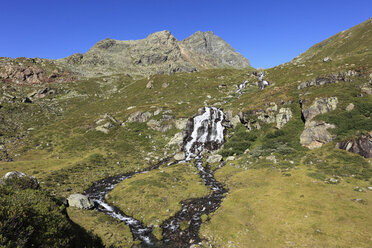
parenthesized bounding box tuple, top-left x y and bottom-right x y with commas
(302, 97, 338, 121)
(275, 108, 293, 129)
(300, 97, 338, 149)
(59, 30, 250, 77)
(335, 133, 372, 158)
(300, 121, 336, 149)
(0, 57, 75, 84)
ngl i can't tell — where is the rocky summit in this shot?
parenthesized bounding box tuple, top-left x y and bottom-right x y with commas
(1, 18, 372, 248)
(58, 30, 250, 77)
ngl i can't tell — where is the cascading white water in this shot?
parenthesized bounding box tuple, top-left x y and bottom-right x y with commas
(184, 107, 225, 160)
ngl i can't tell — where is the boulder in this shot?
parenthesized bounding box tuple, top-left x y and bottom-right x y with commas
(0, 171, 39, 189)
(275, 108, 293, 129)
(323, 57, 332, 62)
(335, 133, 372, 158)
(127, 111, 153, 123)
(230, 115, 241, 128)
(226, 156, 235, 161)
(147, 119, 174, 132)
(345, 103, 354, 112)
(67, 193, 94, 209)
(175, 118, 188, 130)
(300, 121, 335, 149)
(302, 97, 338, 121)
(167, 132, 184, 147)
(95, 125, 110, 134)
(207, 154, 222, 164)
(257, 111, 276, 124)
(174, 152, 186, 161)
(146, 80, 153, 89)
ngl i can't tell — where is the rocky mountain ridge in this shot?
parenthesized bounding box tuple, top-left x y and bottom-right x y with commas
(58, 30, 250, 77)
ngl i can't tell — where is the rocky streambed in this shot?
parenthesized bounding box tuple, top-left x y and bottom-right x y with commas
(85, 107, 228, 247)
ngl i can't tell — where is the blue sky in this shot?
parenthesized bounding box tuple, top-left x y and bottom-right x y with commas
(0, 0, 371, 68)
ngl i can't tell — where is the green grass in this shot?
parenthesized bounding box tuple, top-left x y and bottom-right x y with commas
(200, 165, 372, 248)
(107, 163, 210, 239)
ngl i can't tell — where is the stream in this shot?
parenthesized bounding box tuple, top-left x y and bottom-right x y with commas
(85, 107, 228, 247)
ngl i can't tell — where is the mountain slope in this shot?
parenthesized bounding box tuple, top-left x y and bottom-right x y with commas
(292, 17, 372, 63)
(58, 30, 250, 77)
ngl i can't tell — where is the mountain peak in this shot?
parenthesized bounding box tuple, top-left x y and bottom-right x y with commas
(59, 30, 250, 77)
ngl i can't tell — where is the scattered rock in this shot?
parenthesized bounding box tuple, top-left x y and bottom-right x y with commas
(95, 125, 110, 134)
(266, 155, 277, 163)
(352, 198, 367, 205)
(226, 156, 235, 161)
(174, 152, 186, 161)
(128, 111, 153, 123)
(323, 57, 332, 62)
(67, 193, 94, 209)
(146, 80, 153, 89)
(325, 177, 340, 184)
(297, 70, 358, 90)
(162, 82, 169, 88)
(345, 103, 354, 111)
(168, 132, 184, 147)
(353, 186, 366, 193)
(207, 154, 222, 164)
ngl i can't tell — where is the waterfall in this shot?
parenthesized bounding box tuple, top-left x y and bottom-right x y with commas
(184, 107, 225, 160)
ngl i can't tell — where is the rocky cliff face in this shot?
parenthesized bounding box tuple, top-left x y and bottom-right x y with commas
(58, 30, 250, 77)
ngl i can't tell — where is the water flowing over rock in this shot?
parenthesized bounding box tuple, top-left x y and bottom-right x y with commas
(335, 133, 372, 158)
(162, 106, 227, 247)
(85, 159, 172, 246)
(85, 107, 227, 247)
(183, 107, 225, 160)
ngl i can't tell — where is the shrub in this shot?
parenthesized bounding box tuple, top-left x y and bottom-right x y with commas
(219, 124, 257, 157)
(0, 185, 103, 247)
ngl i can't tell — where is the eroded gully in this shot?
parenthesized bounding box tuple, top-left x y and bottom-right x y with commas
(85, 107, 228, 247)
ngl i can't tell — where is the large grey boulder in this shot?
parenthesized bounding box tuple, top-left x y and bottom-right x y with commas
(302, 97, 338, 121)
(167, 132, 184, 147)
(0, 171, 39, 189)
(300, 121, 335, 149)
(174, 152, 186, 161)
(207, 154, 223, 164)
(67, 194, 94, 209)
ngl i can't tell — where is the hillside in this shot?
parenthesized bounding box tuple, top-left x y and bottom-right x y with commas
(0, 19, 371, 248)
(58, 30, 250, 78)
(292, 17, 372, 64)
